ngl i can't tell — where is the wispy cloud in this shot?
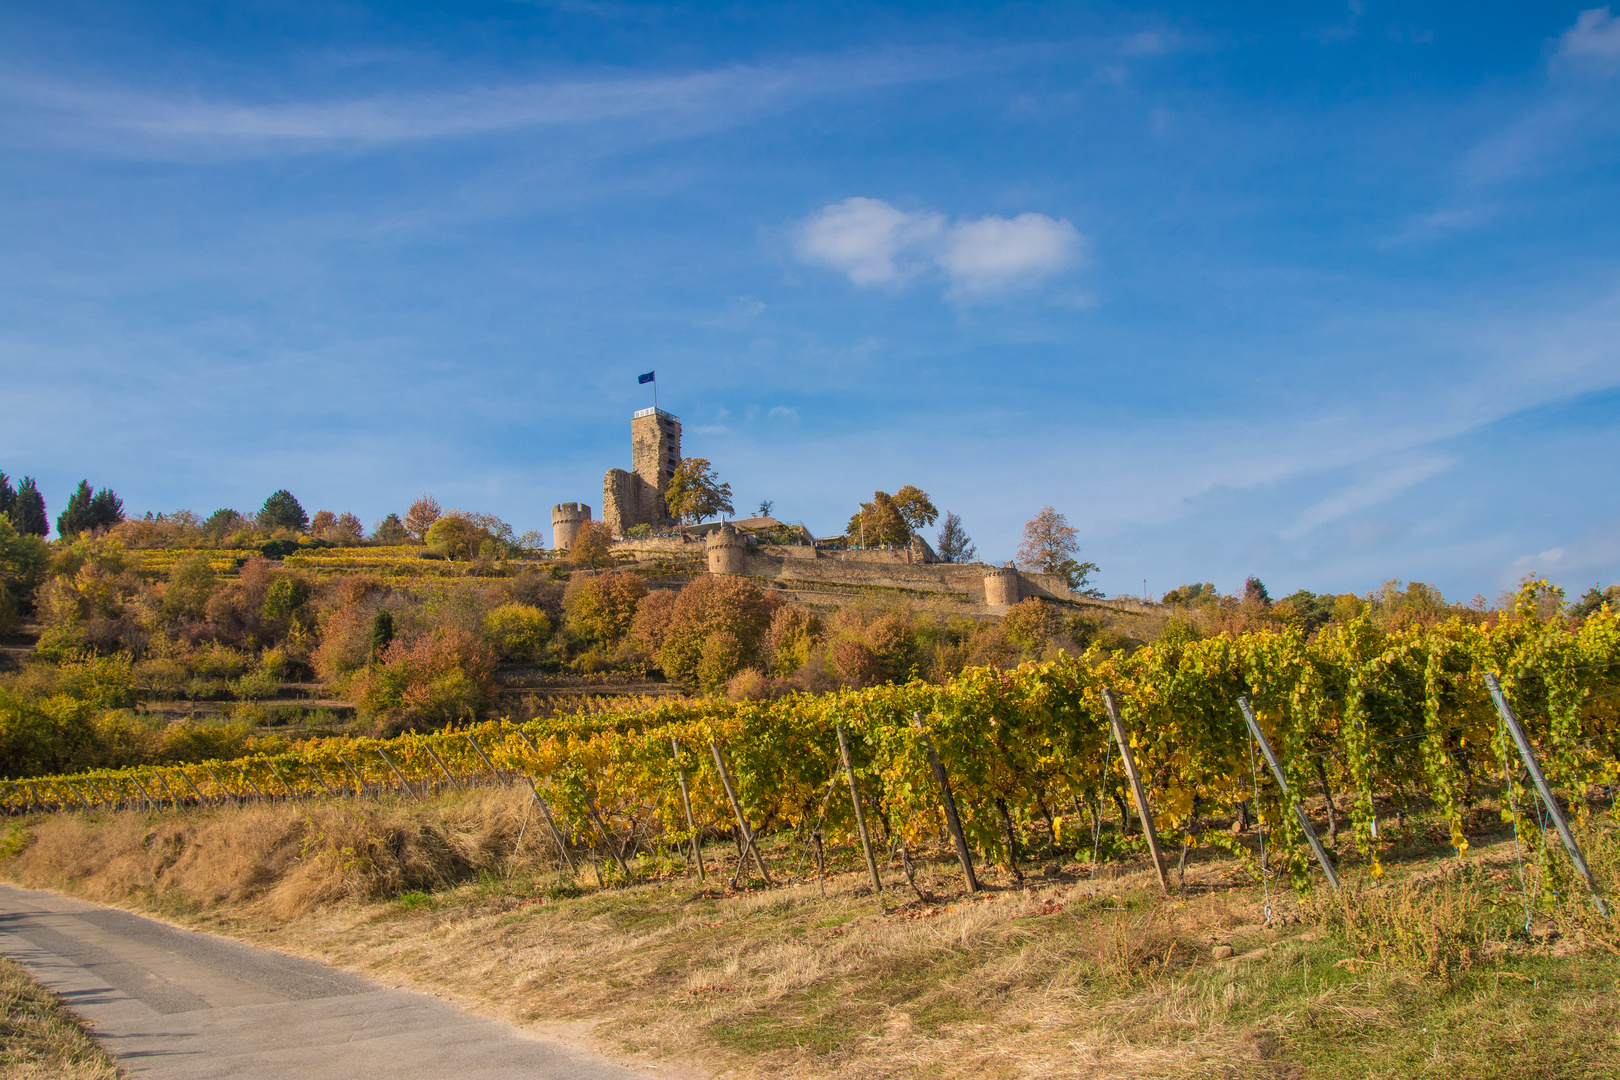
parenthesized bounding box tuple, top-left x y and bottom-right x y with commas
(1281, 456, 1454, 539)
(794, 197, 1082, 299)
(1556, 7, 1620, 67)
(0, 47, 986, 155)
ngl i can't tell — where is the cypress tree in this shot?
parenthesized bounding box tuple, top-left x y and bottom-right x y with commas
(0, 472, 13, 518)
(10, 478, 47, 537)
(57, 480, 96, 538)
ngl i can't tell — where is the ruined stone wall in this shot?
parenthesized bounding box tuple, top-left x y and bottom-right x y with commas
(603, 469, 665, 536)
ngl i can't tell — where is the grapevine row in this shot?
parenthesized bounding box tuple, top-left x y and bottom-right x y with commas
(5, 605, 1618, 893)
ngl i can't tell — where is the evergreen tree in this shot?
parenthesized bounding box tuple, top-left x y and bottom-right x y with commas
(203, 508, 247, 539)
(10, 478, 47, 537)
(373, 513, 409, 543)
(257, 490, 309, 532)
(0, 472, 13, 519)
(936, 511, 976, 563)
(56, 480, 125, 537)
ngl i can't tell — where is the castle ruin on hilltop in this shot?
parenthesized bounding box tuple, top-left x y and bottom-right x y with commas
(552, 406, 1139, 618)
(552, 407, 681, 548)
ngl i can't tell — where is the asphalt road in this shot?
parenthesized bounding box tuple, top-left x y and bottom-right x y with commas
(0, 884, 652, 1080)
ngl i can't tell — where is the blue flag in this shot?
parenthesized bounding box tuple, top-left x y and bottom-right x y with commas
(638, 370, 655, 384)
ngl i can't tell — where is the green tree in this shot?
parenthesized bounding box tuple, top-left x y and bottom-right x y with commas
(10, 478, 47, 537)
(0, 472, 13, 520)
(936, 511, 976, 563)
(203, 508, 247, 539)
(257, 490, 308, 532)
(373, 513, 409, 543)
(665, 458, 734, 524)
(370, 609, 396, 657)
(482, 603, 551, 660)
(891, 485, 938, 532)
(57, 480, 124, 537)
(162, 552, 217, 624)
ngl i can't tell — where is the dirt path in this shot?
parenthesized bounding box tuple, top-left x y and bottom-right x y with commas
(0, 884, 653, 1080)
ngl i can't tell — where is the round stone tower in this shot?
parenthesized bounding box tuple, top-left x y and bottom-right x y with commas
(551, 503, 591, 551)
(706, 523, 747, 575)
(984, 562, 1021, 607)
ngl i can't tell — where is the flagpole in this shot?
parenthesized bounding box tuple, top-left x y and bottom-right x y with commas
(653, 374, 658, 412)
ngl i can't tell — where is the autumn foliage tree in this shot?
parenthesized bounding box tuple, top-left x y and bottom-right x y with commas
(847, 485, 936, 548)
(1017, 505, 1100, 596)
(665, 458, 734, 524)
(404, 495, 441, 541)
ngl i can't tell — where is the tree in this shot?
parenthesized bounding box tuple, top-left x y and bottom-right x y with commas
(10, 478, 47, 537)
(569, 520, 614, 569)
(564, 572, 648, 645)
(309, 510, 337, 536)
(1016, 506, 1078, 572)
(1056, 558, 1102, 597)
(1242, 577, 1271, 606)
(258, 490, 308, 532)
(936, 511, 976, 563)
(846, 491, 910, 548)
(891, 485, 938, 532)
(404, 494, 441, 541)
(373, 513, 409, 543)
(756, 499, 775, 518)
(665, 458, 734, 524)
(0, 472, 13, 520)
(203, 508, 247, 539)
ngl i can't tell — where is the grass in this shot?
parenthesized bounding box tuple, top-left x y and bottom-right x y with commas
(0, 956, 120, 1080)
(1, 790, 1617, 1079)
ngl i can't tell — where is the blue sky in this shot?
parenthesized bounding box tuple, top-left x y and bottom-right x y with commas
(3, 2, 1619, 602)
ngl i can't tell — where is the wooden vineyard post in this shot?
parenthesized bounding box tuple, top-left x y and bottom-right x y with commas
(585, 797, 634, 881)
(1237, 696, 1341, 890)
(337, 755, 367, 798)
(151, 772, 181, 809)
(423, 744, 464, 793)
(671, 738, 706, 882)
(302, 761, 337, 800)
(174, 768, 209, 807)
(837, 724, 885, 910)
(464, 734, 507, 787)
(237, 766, 268, 804)
(376, 749, 420, 803)
(912, 712, 978, 894)
(709, 741, 774, 887)
(202, 764, 236, 806)
(1101, 687, 1171, 896)
(1484, 673, 1609, 917)
(523, 776, 577, 875)
(127, 773, 158, 811)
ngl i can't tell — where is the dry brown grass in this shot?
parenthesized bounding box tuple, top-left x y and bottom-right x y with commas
(3, 790, 538, 920)
(4, 795, 1618, 1080)
(0, 956, 120, 1080)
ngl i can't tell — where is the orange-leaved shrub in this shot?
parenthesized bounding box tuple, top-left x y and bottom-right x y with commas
(348, 626, 497, 731)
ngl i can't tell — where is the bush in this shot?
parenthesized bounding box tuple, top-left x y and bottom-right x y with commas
(630, 590, 679, 654)
(763, 605, 820, 676)
(190, 642, 250, 679)
(657, 577, 775, 689)
(563, 572, 646, 646)
(1002, 598, 1060, 651)
(231, 669, 280, 701)
(349, 626, 498, 729)
(483, 603, 552, 661)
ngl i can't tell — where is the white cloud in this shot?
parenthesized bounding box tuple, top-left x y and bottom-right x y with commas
(794, 197, 1082, 297)
(793, 197, 943, 285)
(938, 213, 1082, 294)
(1558, 7, 1620, 63)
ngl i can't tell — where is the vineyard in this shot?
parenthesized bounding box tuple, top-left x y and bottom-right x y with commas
(6, 597, 1618, 912)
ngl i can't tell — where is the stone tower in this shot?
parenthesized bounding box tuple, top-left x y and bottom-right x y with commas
(551, 503, 591, 551)
(604, 408, 681, 535)
(706, 522, 747, 575)
(984, 563, 1021, 607)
